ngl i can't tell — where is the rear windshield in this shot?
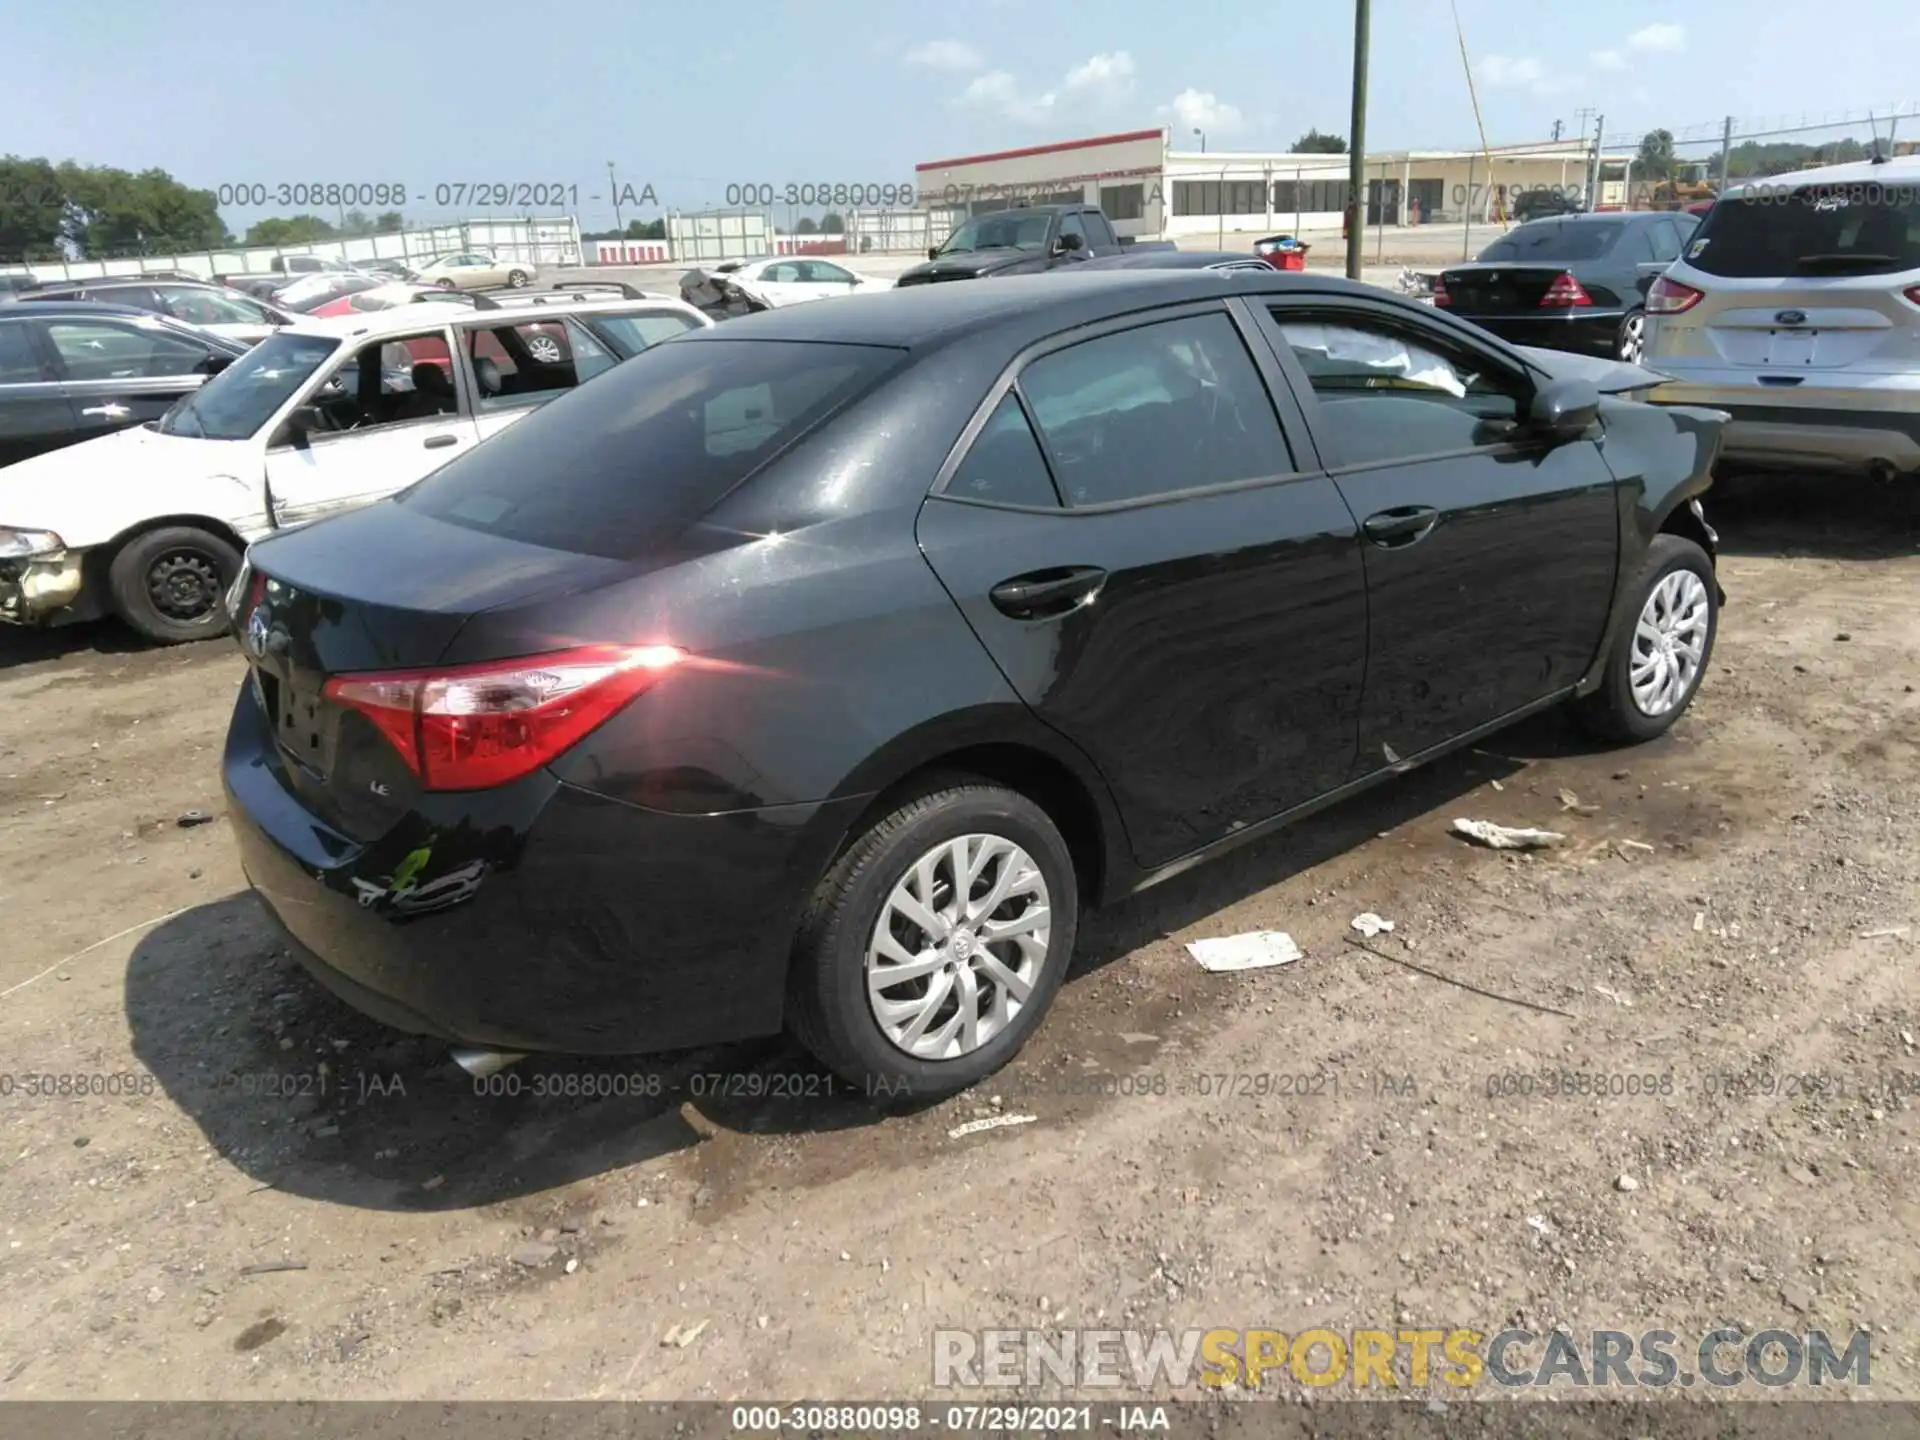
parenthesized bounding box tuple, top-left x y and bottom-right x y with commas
(399, 338, 905, 558)
(1477, 221, 1623, 263)
(1686, 187, 1920, 277)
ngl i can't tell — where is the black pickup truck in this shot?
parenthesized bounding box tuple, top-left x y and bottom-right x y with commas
(896, 204, 1172, 285)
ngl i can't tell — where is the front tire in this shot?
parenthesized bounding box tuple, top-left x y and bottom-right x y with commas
(1616, 308, 1647, 364)
(436, 278, 455, 290)
(107, 525, 242, 645)
(1572, 534, 1716, 743)
(787, 779, 1078, 1097)
(506, 269, 530, 288)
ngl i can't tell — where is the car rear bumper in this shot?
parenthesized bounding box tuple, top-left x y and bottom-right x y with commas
(1647, 381, 1920, 473)
(222, 685, 861, 1056)
(1447, 310, 1627, 356)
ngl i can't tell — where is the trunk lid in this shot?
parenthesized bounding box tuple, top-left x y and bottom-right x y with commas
(1439, 262, 1580, 313)
(238, 502, 636, 840)
(1682, 276, 1918, 371)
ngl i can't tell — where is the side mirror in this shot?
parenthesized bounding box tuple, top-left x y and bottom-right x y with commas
(197, 351, 235, 376)
(928, 246, 941, 261)
(279, 405, 323, 448)
(1056, 231, 1085, 253)
(1526, 379, 1601, 439)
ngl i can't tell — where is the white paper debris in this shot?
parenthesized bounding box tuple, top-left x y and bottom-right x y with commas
(1593, 984, 1632, 1008)
(1351, 913, 1395, 938)
(948, 1113, 1039, 1141)
(1452, 818, 1566, 851)
(1186, 931, 1304, 972)
(1860, 926, 1911, 941)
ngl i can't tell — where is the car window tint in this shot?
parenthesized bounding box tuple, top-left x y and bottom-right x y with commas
(589, 309, 700, 356)
(1648, 220, 1683, 263)
(1274, 314, 1525, 466)
(302, 331, 457, 436)
(1058, 213, 1088, 249)
(1477, 220, 1623, 262)
(401, 339, 905, 558)
(1085, 211, 1118, 247)
(1687, 191, 1920, 277)
(948, 394, 1060, 508)
(0, 320, 45, 382)
(1017, 312, 1292, 506)
(45, 320, 209, 380)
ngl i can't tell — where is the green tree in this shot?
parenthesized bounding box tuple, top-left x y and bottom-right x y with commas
(624, 217, 666, 240)
(819, 211, 844, 234)
(1634, 129, 1677, 182)
(375, 210, 405, 233)
(1291, 129, 1348, 154)
(0, 155, 66, 260)
(340, 209, 373, 236)
(244, 214, 337, 246)
(57, 163, 228, 256)
(795, 216, 819, 234)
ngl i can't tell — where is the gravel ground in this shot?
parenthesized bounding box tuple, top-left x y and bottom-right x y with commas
(0, 471, 1916, 1406)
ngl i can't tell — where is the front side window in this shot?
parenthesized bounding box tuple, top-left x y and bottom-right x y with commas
(45, 320, 212, 380)
(1017, 312, 1292, 506)
(1057, 213, 1088, 250)
(1273, 312, 1526, 467)
(292, 331, 459, 440)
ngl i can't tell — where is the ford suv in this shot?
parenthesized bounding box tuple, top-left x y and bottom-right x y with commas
(1643, 154, 1920, 477)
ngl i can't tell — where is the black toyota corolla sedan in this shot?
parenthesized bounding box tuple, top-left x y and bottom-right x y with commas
(223, 269, 1728, 1096)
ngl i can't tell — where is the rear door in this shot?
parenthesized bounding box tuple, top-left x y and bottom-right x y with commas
(0, 314, 79, 466)
(1251, 297, 1619, 768)
(915, 302, 1369, 869)
(41, 315, 223, 442)
(456, 315, 621, 440)
(264, 324, 478, 525)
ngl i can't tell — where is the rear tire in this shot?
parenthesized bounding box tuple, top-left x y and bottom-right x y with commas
(787, 779, 1078, 1098)
(1616, 308, 1646, 364)
(1572, 534, 1716, 743)
(436, 278, 455, 290)
(506, 269, 530, 288)
(107, 525, 242, 645)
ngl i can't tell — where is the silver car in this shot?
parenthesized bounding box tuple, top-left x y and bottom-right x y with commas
(1644, 154, 1920, 477)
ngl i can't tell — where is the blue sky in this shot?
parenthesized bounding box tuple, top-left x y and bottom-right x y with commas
(6, 0, 1919, 231)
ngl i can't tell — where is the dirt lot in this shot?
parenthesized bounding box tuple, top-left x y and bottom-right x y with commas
(0, 473, 1916, 1406)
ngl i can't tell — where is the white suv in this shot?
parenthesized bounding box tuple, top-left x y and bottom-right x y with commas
(1643, 154, 1920, 478)
(0, 293, 711, 643)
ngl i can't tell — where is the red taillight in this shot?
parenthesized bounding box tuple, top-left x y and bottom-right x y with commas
(1647, 275, 1705, 314)
(1430, 275, 1451, 307)
(1538, 272, 1593, 308)
(323, 644, 686, 791)
(1903, 284, 1920, 308)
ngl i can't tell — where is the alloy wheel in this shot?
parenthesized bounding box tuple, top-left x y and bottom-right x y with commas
(1629, 569, 1709, 716)
(1618, 313, 1646, 364)
(865, 833, 1052, 1060)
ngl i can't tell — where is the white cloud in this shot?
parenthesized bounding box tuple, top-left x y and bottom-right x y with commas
(958, 70, 1058, 124)
(1062, 51, 1136, 104)
(957, 51, 1138, 125)
(1159, 88, 1248, 137)
(1475, 53, 1568, 98)
(1628, 22, 1685, 52)
(906, 39, 985, 71)
(1591, 48, 1626, 71)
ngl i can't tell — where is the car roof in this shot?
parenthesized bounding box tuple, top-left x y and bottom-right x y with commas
(281, 293, 708, 341)
(680, 269, 1384, 350)
(1078, 249, 1272, 270)
(0, 299, 252, 348)
(1724, 153, 1920, 193)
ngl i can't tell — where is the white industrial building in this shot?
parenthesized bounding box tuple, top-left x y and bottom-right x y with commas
(914, 128, 1631, 241)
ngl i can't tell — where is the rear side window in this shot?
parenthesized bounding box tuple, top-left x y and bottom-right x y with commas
(0, 320, 45, 382)
(1016, 312, 1292, 506)
(948, 394, 1060, 508)
(401, 339, 904, 557)
(590, 309, 702, 356)
(1477, 221, 1623, 263)
(1648, 220, 1683, 263)
(1686, 190, 1920, 277)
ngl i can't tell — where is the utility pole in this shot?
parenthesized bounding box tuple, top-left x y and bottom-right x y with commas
(608, 161, 625, 232)
(1716, 116, 1734, 191)
(1345, 0, 1370, 279)
(1587, 113, 1605, 206)
(1551, 119, 1564, 142)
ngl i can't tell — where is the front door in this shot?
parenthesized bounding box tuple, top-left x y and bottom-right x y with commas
(40, 315, 220, 443)
(916, 304, 1369, 869)
(264, 326, 477, 528)
(1253, 300, 1620, 769)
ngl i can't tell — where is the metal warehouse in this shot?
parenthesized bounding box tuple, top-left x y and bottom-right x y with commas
(914, 128, 1633, 240)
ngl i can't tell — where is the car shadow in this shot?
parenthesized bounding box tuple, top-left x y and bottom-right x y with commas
(0, 619, 153, 669)
(127, 714, 1582, 1212)
(1711, 468, 1920, 560)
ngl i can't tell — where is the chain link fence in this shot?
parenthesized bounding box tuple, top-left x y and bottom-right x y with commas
(1598, 103, 1920, 208)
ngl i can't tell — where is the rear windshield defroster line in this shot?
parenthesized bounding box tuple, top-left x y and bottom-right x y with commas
(399, 339, 907, 560)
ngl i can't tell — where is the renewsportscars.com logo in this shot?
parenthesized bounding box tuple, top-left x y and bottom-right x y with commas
(932, 1327, 1872, 1391)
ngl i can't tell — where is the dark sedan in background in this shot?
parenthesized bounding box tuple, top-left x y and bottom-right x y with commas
(0, 302, 246, 467)
(224, 270, 1726, 1097)
(1436, 211, 1700, 364)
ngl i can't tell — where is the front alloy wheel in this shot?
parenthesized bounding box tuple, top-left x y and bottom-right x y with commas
(866, 834, 1051, 1060)
(1617, 311, 1646, 364)
(1629, 568, 1710, 717)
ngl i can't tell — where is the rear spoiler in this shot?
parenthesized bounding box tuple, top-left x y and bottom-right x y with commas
(1513, 345, 1674, 394)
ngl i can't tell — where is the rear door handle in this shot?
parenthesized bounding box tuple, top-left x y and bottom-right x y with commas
(989, 566, 1108, 619)
(1362, 506, 1440, 547)
(423, 434, 459, 449)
